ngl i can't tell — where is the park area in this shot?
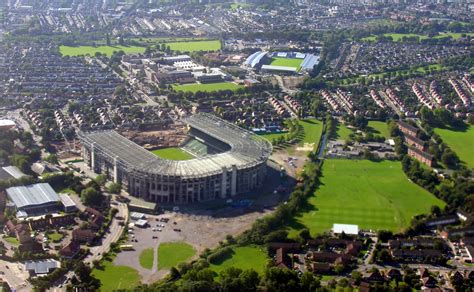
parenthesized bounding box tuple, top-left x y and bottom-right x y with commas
(158, 242, 196, 270)
(435, 125, 474, 168)
(151, 147, 194, 160)
(287, 159, 445, 237)
(59, 45, 146, 57)
(210, 246, 268, 276)
(165, 40, 221, 52)
(172, 82, 243, 93)
(367, 121, 390, 138)
(92, 254, 141, 291)
(269, 57, 303, 69)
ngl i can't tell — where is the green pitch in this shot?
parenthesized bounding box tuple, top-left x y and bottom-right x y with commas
(172, 82, 243, 93)
(269, 57, 303, 69)
(92, 257, 141, 290)
(288, 159, 445, 237)
(210, 246, 268, 276)
(435, 126, 474, 168)
(59, 45, 146, 57)
(367, 121, 390, 137)
(165, 40, 221, 52)
(151, 147, 194, 160)
(139, 248, 154, 270)
(158, 242, 196, 270)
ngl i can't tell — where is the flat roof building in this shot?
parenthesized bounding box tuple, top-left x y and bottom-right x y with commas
(6, 183, 61, 217)
(333, 224, 359, 235)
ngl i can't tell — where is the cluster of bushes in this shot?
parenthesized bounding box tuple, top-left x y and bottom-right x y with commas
(207, 246, 233, 264)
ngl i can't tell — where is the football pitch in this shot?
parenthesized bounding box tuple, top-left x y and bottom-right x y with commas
(269, 57, 303, 69)
(150, 147, 194, 160)
(172, 82, 243, 93)
(288, 159, 445, 237)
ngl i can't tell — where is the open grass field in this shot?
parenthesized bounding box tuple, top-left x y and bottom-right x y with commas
(269, 57, 303, 69)
(165, 40, 221, 52)
(139, 248, 155, 270)
(367, 121, 390, 137)
(92, 257, 141, 290)
(434, 126, 474, 168)
(434, 32, 474, 39)
(362, 32, 474, 42)
(259, 131, 288, 142)
(3, 236, 19, 245)
(48, 232, 64, 242)
(158, 242, 196, 270)
(151, 147, 194, 160)
(210, 246, 268, 276)
(59, 45, 146, 57)
(288, 159, 445, 237)
(299, 119, 324, 145)
(172, 82, 243, 93)
(335, 123, 354, 140)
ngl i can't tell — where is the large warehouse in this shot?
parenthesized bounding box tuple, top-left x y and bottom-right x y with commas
(78, 113, 272, 204)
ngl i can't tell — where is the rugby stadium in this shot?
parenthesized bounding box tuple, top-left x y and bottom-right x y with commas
(244, 51, 320, 74)
(78, 113, 272, 204)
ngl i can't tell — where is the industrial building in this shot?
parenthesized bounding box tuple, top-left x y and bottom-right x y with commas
(78, 113, 272, 204)
(6, 183, 75, 217)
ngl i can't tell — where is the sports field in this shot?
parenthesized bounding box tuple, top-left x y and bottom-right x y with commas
(210, 246, 268, 276)
(269, 57, 303, 69)
(92, 257, 141, 290)
(435, 126, 474, 168)
(139, 248, 154, 270)
(151, 147, 194, 160)
(288, 159, 445, 237)
(166, 40, 221, 52)
(59, 45, 146, 57)
(367, 121, 390, 137)
(158, 242, 196, 270)
(172, 82, 243, 93)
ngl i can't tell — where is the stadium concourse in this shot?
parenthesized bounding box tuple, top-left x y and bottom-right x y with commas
(78, 113, 272, 204)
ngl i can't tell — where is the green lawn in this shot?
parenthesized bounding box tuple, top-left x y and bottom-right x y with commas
(367, 121, 390, 138)
(434, 126, 474, 168)
(47, 232, 64, 242)
(259, 132, 288, 142)
(158, 242, 196, 270)
(362, 32, 474, 42)
(288, 160, 445, 237)
(3, 236, 19, 245)
(433, 32, 474, 39)
(210, 246, 268, 276)
(269, 57, 303, 69)
(151, 147, 194, 160)
(92, 257, 141, 290)
(165, 40, 221, 52)
(299, 119, 324, 145)
(139, 248, 155, 270)
(172, 82, 243, 93)
(335, 123, 354, 140)
(59, 45, 146, 57)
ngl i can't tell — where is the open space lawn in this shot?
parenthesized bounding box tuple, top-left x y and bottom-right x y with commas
(335, 123, 354, 140)
(151, 147, 194, 161)
(210, 246, 268, 276)
(92, 258, 141, 290)
(172, 82, 243, 93)
(269, 57, 303, 69)
(3, 236, 19, 245)
(165, 40, 221, 52)
(259, 131, 288, 142)
(367, 121, 390, 137)
(299, 119, 324, 146)
(47, 232, 64, 242)
(158, 242, 196, 270)
(59, 45, 146, 57)
(139, 248, 155, 270)
(434, 126, 474, 168)
(288, 159, 445, 237)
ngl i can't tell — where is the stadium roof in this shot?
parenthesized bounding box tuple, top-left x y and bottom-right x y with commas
(78, 113, 272, 179)
(6, 183, 60, 209)
(333, 224, 359, 235)
(261, 65, 298, 72)
(244, 51, 267, 68)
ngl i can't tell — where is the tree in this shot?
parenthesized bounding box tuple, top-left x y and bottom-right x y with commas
(81, 187, 104, 207)
(107, 182, 121, 194)
(441, 149, 459, 168)
(45, 154, 58, 164)
(299, 228, 311, 243)
(94, 174, 107, 186)
(300, 271, 320, 291)
(264, 267, 300, 292)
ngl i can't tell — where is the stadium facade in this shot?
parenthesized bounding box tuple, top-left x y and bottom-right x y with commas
(78, 113, 272, 204)
(244, 51, 320, 73)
